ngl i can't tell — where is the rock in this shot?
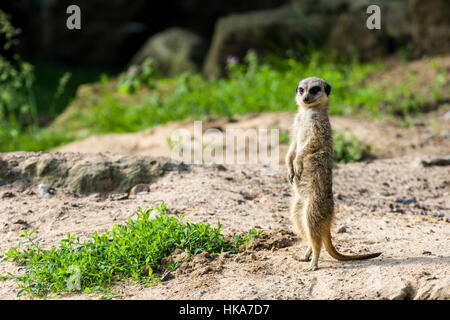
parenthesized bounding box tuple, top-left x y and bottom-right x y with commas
(444, 111, 450, 121)
(410, 0, 450, 56)
(395, 197, 417, 205)
(1, 192, 15, 199)
(160, 271, 171, 282)
(203, 0, 413, 77)
(389, 281, 416, 300)
(109, 193, 129, 201)
(420, 156, 450, 167)
(13, 219, 28, 226)
(129, 28, 207, 75)
(439, 130, 450, 139)
(129, 184, 151, 197)
(213, 164, 227, 171)
(203, 3, 309, 78)
(193, 290, 207, 297)
(415, 282, 450, 300)
(38, 184, 50, 196)
(337, 226, 347, 233)
(0, 152, 187, 195)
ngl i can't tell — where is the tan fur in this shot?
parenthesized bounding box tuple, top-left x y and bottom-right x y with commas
(286, 77, 381, 271)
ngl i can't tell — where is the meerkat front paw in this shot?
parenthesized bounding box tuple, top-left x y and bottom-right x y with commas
(287, 170, 295, 184)
(293, 160, 303, 183)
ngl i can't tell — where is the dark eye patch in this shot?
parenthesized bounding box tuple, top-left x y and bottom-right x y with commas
(299, 87, 304, 94)
(309, 86, 321, 95)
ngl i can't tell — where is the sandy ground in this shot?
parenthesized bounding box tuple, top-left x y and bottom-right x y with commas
(0, 154, 448, 300)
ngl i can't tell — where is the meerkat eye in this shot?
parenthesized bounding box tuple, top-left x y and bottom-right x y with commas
(299, 87, 304, 95)
(309, 86, 321, 95)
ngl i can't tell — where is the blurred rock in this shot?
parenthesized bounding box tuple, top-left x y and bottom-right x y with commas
(420, 156, 450, 167)
(203, 0, 413, 77)
(129, 28, 207, 75)
(203, 3, 309, 78)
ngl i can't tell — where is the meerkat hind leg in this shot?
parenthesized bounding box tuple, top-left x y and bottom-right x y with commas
(303, 218, 323, 271)
(304, 240, 321, 271)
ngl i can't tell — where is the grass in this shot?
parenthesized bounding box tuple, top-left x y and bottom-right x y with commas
(1, 51, 448, 156)
(1, 203, 262, 298)
(333, 131, 371, 164)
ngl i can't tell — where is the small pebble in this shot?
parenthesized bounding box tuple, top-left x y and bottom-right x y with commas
(160, 271, 171, 282)
(38, 184, 49, 196)
(444, 111, 450, 121)
(337, 226, 347, 233)
(194, 290, 207, 297)
(129, 184, 150, 196)
(1, 192, 15, 199)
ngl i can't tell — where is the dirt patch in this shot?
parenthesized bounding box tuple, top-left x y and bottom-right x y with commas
(0, 153, 448, 300)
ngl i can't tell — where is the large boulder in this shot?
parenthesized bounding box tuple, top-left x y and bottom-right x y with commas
(409, 0, 450, 56)
(0, 152, 188, 195)
(203, 0, 413, 77)
(128, 28, 207, 75)
(203, 2, 312, 78)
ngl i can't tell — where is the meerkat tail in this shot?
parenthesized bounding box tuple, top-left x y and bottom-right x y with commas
(322, 230, 381, 261)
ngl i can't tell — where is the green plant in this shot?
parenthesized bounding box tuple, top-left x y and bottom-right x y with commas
(117, 58, 160, 94)
(2, 203, 261, 297)
(0, 10, 38, 135)
(49, 72, 71, 116)
(333, 131, 371, 163)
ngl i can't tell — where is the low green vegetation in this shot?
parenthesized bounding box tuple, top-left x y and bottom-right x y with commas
(333, 131, 371, 164)
(0, 10, 448, 159)
(2, 203, 262, 298)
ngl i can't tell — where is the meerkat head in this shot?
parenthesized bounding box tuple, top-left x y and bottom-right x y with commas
(295, 77, 331, 108)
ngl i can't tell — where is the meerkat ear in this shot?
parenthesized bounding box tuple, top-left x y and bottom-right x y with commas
(324, 83, 331, 96)
(295, 85, 299, 94)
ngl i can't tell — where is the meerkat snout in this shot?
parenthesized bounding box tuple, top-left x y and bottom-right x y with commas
(296, 77, 332, 107)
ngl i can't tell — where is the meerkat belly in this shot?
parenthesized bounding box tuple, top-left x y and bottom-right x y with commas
(299, 151, 333, 197)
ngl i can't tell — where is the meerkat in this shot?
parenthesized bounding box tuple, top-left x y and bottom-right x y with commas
(286, 77, 381, 271)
